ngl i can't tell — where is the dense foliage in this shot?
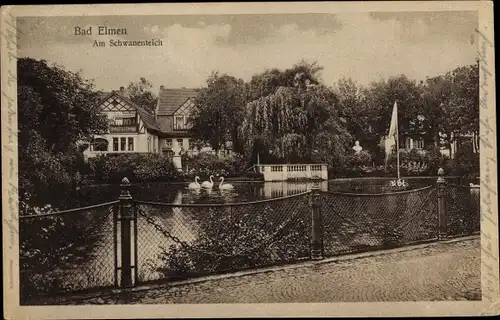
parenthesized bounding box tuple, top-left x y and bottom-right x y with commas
(88, 153, 179, 183)
(124, 77, 158, 114)
(190, 60, 479, 178)
(20, 57, 480, 207)
(155, 201, 310, 279)
(19, 198, 106, 301)
(18, 58, 108, 206)
(190, 73, 246, 153)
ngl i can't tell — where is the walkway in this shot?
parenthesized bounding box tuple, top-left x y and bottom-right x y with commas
(63, 237, 480, 304)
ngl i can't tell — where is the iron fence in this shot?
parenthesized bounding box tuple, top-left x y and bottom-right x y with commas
(19, 171, 481, 303)
(320, 186, 438, 256)
(19, 201, 118, 303)
(134, 192, 311, 284)
(445, 184, 481, 237)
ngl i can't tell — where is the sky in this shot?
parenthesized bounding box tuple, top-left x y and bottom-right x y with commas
(18, 11, 478, 92)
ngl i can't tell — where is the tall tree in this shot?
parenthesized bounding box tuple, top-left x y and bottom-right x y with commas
(124, 77, 158, 113)
(240, 62, 352, 166)
(420, 74, 452, 149)
(441, 61, 480, 149)
(17, 58, 108, 204)
(333, 78, 375, 145)
(190, 72, 246, 152)
(247, 60, 323, 101)
(364, 75, 425, 142)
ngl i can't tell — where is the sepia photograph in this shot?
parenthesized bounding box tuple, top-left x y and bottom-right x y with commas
(2, 1, 498, 318)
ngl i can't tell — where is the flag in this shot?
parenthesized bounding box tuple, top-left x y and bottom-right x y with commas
(385, 101, 398, 166)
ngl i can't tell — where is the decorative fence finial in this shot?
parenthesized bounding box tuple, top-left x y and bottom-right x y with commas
(120, 177, 132, 200)
(437, 168, 445, 183)
(312, 175, 321, 189)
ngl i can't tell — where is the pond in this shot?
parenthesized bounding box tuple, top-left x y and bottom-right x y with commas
(21, 175, 478, 301)
(72, 176, 447, 207)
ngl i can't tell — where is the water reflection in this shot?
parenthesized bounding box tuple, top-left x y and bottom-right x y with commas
(76, 178, 436, 207)
(143, 180, 330, 205)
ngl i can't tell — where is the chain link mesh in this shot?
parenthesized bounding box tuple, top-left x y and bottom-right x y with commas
(445, 184, 480, 237)
(320, 186, 438, 256)
(19, 203, 117, 303)
(19, 180, 481, 302)
(134, 193, 311, 283)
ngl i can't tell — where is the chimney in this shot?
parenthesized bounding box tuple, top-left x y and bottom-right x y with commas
(119, 86, 124, 94)
(160, 85, 165, 90)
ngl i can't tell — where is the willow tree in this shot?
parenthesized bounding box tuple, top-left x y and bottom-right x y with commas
(240, 83, 352, 166)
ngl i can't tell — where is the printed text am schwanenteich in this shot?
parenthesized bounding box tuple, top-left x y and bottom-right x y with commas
(74, 26, 163, 47)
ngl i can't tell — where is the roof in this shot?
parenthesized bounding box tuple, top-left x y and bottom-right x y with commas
(96, 90, 160, 132)
(157, 88, 199, 116)
(97, 91, 110, 102)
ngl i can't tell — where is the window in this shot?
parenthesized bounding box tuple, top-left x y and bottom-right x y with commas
(176, 139, 184, 149)
(187, 139, 191, 150)
(164, 150, 175, 158)
(165, 139, 172, 148)
(113, 138, 119, 151)
(120, 137, 126, 151)
(123, 117, 136, 126)
(174, 116, 186, 130)
(414, 139, 424, 149)
(94, 138, 109, 151)
(405, 137, 412, 150)
(128, 137, 134, 151)
(112, 117, 136, 126)
(147, 137, 152, 152)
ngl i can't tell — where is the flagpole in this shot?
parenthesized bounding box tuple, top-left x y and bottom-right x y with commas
(395, 101, 400, 180)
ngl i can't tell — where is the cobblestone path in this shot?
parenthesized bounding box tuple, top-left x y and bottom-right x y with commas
(70, 238, 481, 304)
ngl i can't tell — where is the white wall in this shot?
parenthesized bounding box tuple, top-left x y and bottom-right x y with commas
(83, 131, 160, 159)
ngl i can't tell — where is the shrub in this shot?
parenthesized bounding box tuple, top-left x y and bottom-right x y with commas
(155, 205, 309, 279)
(457, 145, 480, 177)
(387, 148, 448, 176)
(443, 145, 479, 178)
(342, 150, 374, 177)
(88, 153, 179, 183)
(19, 195, 104, 301)
(183, 152, 255, 179)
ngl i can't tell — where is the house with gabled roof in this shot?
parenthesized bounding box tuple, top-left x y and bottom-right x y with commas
(83, 87, 162, 158)
(154, 86, 233, 158)
(83, 86, 233, 160)
(154, 86, 199, 157)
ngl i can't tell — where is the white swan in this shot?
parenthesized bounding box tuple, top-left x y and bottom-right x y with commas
(219, 177, 235, 190)
(201, 175, 214, 189)
(188, 176, 201, 189)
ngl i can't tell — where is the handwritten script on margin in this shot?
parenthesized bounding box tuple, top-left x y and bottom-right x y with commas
(2, 9, 22, 291)
(475, 27, 498, 303)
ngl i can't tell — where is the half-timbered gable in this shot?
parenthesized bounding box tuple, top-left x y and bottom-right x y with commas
(84, 85, 233, 160)
(83, 88, 161, 158)
(155, 86, 233, 158)
(173, 98, 195, 131)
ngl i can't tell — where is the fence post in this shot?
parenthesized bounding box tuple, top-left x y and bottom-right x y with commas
(310, 176, 323, 260)
(437, 168, 447, 240)
(118, 177, 134, 288)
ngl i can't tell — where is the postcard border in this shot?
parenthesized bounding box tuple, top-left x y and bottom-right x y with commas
(2, 1, 499, 319)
